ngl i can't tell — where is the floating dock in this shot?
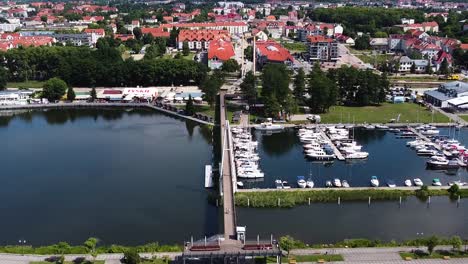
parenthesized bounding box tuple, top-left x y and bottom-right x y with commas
(204, 165, 213, 188)
(319, 130, 345, 161)
(407, 127, 442, 151)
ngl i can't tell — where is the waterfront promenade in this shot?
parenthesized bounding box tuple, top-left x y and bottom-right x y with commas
(0, 246, 467, 264)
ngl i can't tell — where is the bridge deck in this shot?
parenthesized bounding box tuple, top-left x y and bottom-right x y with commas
(219, 91, 237, 241)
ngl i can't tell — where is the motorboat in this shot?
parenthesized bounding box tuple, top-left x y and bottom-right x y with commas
(282, 181, 291, 189)
(325, 180, 332, 187)
(375, 124, 389, 129)
(413, 178, 424, 186)
(388, 128, 400, 133)
(421, 129, 440, 135)
(275, 179, 283, 189)
(404, 179, 412, 187)
(426, 156, 460, 170)
(364, 125, 375, 129)
(432, 178, 442, 186)
(237, 181, 244, 188)
(306, 150, 335, 161)
(345, 151, 369, 159)
(370, 176, 379, 187)
(386, 180, 396, 188)
(306, 178, 314, 188)
(406, 140, 425, 147)
(448, 181, 467, 186)
(254, 118, 284, 131)
(333, 178, 342, 187)
(297, 176, 307, 188)
(342, 180, 350, 188)
(417, 148, 438, 156)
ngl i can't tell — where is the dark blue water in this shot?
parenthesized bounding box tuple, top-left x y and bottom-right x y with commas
(0, 109, 220, 246)
(242, 128, 468, 188)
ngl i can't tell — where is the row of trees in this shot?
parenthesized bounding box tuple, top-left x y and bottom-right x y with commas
(0, 45, 208, 87)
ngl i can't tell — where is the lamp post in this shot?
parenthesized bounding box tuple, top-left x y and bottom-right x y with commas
(18, 239, 26, 255)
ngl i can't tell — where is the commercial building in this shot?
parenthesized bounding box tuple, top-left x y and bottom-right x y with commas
(424, 81, 468, 108)
(255, 40, 294, 69)
(177, 29, 230, 50)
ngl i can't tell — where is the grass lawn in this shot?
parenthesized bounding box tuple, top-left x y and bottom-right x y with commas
(459, 115, 468, 122)
(282, 42, 307, 54)
(7, 80, 45, 89)
(400, 250, 468, 260)
(356, 54, 392, 64)
(389, 76, 442, 82)
(259, 254, 343, 263)
(320, 103, 449, 124)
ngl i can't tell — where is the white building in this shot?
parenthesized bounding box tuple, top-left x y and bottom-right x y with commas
(0, 90, 33, 105)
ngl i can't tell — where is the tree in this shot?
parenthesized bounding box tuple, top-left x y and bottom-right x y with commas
(261, 63, 290, 103)
(40, 15, 47, 23)
(84, 237, 98, 254)
(200, 70, 225, 106)
(90, 87, 97, 102)
(354, 35, 370, 50)
(450, 236, 462, 251)
(279, 236, 294, 256)
(439, 58, 450, 75)
(426, 61, 433, 74)
(67, 87, 76, 101)
(293, 68, 305, 103)
(240, 71, 256, 103)
(123, 249, 141, 264)
(263, 94, 281, 118)
(244, 46, 253, 61)
(0, 66, 7, 90)
(142, 34, 154, 45)
(42, 77, 68, 102)
(425, 236, 439, 255)
(221, 59, 240, 72)
(185, 95, 195, 116)
(410, 62, 416, 74)
(307, 64, 336, 113)
(182, 41, 190, 56)
(132, 27, 142, 40)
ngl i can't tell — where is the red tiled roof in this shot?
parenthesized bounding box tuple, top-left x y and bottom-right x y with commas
(141, 27, 170, 38)
(307, 35, 334, 43)
(160, 22, 247, 30)
(103, 90, 122, 95)
(256, 40, 294, 63)
(84, 28, 105, 35)
(460, 44, 468, 50)
(178, 29, 230, 42)
(208, 39, 235, 61)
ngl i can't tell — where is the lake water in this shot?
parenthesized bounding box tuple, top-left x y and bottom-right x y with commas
(0, 109, 466, 246)
(0, 109, 220, 246)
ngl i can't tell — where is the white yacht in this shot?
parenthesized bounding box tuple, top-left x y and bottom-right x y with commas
(342, 180, 350, 188)
(325, 180, 332, 187)
(306, 178, 314, 188)
(432, 178, 442, 186)
(370, 176, 379, 187)
(306, 150, 335, 160)
(345, 151, 369, 159)
(297, 176, 307, 188)
(254, 118, 284, 131)
(404, 179, 412, 187)
(275, 179, 283, 189)
(333, 178, 342, 187)
(413, 178, 424, 186)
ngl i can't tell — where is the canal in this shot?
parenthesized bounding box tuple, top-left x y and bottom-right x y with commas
(0, 109, 466, 246)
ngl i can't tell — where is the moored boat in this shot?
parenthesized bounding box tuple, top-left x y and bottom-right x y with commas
(370, 176, 379, 187)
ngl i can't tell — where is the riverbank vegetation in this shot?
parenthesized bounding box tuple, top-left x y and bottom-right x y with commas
(255, 254, 343, 263)
(400, 250, 468, 260)
(0, 241, 182, 255)
(234, 187, 465, 208)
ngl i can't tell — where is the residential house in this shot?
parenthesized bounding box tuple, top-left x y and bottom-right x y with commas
(401, 18, 415, 24)
(307, 35, 338, 62)
(297, 23, 343, 41)
(398, 56, 428, 72)
(84, 28, 105, 45)
(433, 50, 452, 72)
(54, 33, 91, 46)
(255, 40, 294, 69)
(207, 39, 235, 70)
(141, 27, 170, 38)
(160, 22, 248, 35)
(177, 29, 230, 50)
(396, 21, 439, 33)
(335, 34, 354, 45)
(370, 38, 389, 53)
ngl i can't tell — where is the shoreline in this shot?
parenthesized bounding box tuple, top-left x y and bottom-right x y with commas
(0, 103, 214, 126)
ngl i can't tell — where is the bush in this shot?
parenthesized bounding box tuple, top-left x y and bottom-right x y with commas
(123, 249, 141, 264)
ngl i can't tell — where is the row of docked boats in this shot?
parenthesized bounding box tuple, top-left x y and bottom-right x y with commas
(298, 128, 336, 160)
(231, 127, 264, 179)
(326, 126, 369, 159)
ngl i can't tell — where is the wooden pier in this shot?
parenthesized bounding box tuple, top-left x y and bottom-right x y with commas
(319, 130, 345, 161)
(407, 127, 442, 151)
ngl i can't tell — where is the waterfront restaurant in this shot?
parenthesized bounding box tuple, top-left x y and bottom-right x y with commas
(97, 89, 123, 101)
(122, 88, 158, 102)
